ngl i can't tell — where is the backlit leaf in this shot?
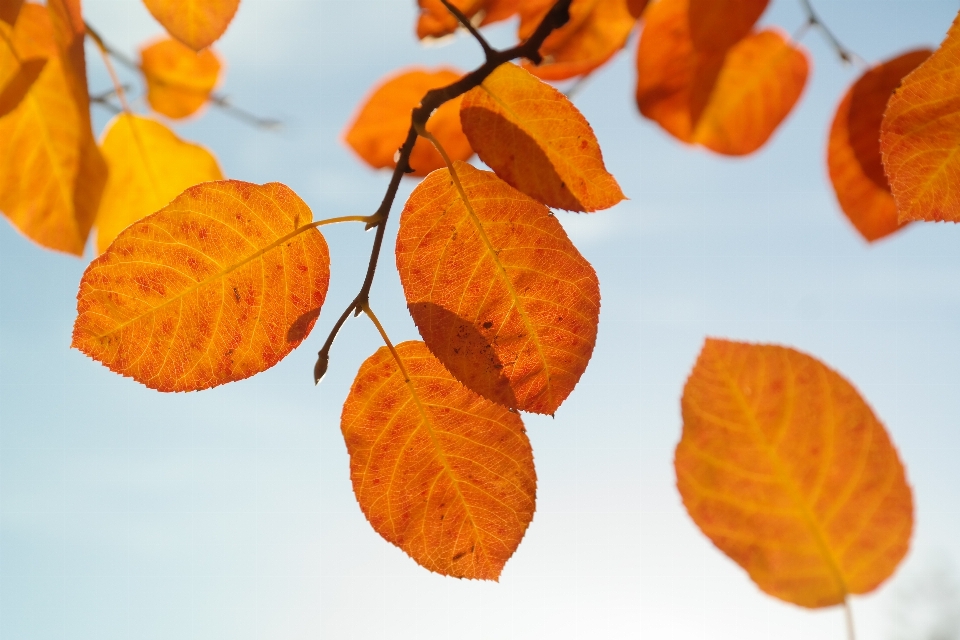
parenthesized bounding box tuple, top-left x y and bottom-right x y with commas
(0, 53, 44, 119)
(416, 0, 519, 39)
(0, 0, 23, 25)
(460, 62, 624, 211)
(342, 340, 536, 580)
(95, 114, 224, 253)
(396, 162, 600, 415)
(636, 0, 808, 156)
(344, 67, 473, 177)
(676, 339, 913, 608)
(688, 0, 767, 54)
(0, 3, 105, 255)
(142, 0, 239, 51)
(140, 36, 221, 119)
(880, 12, 960, 223)
(72, 180, 330, 391)
(519, 0, 637, 80)
(828, 50, 930, 242)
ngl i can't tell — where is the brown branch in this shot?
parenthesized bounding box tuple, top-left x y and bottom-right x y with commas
(798, 0, 866, 67)
(313, 0, 573, 383)
(440, 0, 494, 57)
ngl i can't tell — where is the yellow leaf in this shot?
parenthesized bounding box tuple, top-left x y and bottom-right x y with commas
(140, 36, 222, 119)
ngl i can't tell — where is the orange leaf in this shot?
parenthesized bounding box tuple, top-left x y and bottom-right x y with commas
(72, 180, 330, 391)
(519, 0, 637, 80)
(460, 62, 624, 211)
(0, 3, 105, 255)
(142, 0, 239, 51)
(396, 162, 600, 415)
(416, 0, 519, 39)
(627, 0, 648, 19)
(342, 340, 536, 580)
(688, 0, 767, 54)
(880, 12, 960, 223)
(828, 50, 930, 242)
(0, 54, 44, 119)
(0, 0, 23, 26)
(344, 67, 473, 177)
(140, 36, 221, 119)
(676, 339, 913, 608)
(636, 0, 808, 156)
(95, 114, 224, 253)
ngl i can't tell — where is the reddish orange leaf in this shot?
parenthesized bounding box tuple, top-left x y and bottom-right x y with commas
(416, 0, 519, 39)
(0, 3, 105, 255)
(72, 181, 330, 391)
(677, 339, 913, 608)
(828, 50, 930, 242)
(881, 13, 960, 223)
(519, 0, 637, 80)
(344, 67, 473, 177)
(636, 0, 808, 155)
(140, 37, 221, 119)
(396, 162, 600, 415)
(342, 340, 536, 580)
(627, 0, 648, 19)
(688, 0, 767, 54)
(95, 114, 224, 253)
(0, 0, 23, 26)
(460, 62, 624, 211)
(142, 0, 239, 51)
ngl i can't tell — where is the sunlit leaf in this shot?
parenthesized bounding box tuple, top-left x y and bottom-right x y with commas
(688, 0, 767, 53)
(95, 114, 224, 253)
(140, 36, 221, 119)
(0, 3, 105, 255)
(344, 67, 473, 176)
(142, 0, 239, 51)
(0, 54, 44, 118)
(73, 180, 330, 391)
(342, 340, 536, 580)
(519, 0, 636, 80)
(677, 339, 913, 608)
(396, 162, 600, 415)
(461, 62, 624, 211)
(880, 12, 960, 223)
(416, 0, 519, 39)
(828, 50, 929, 242)
(0, 0, 23, 26)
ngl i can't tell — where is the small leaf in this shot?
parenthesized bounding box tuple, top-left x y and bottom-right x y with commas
(95, 114, 224, 253)
(416, 0, 519, 39)
(140, 36, 221, 119)
(518, 0, 637, 80)
(0, 0, 23, 26)
(396, 162, 600, 415)
(677, 339, 913, 608)
(880, 11, 960, 223)
(828, 50, 930, 241)
(342, 340, 536, 580)
(344, 67, 473, 177)
(72, 180, 330, 391)
(460, 62, 624, 211)
(688, 0, 767, 54)
(142, 0, 240, 51)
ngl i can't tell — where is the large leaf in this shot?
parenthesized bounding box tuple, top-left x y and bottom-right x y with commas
(396, 162, 600, 415)
(460, 62, 624, 212)
(140, 36, 221, 119)
(95, 114, 223, 253)
(73, 181, 330, 391)
(416, 0, 519, 39)
(828, 50, 930, 241)
(142, 0, 239, 51)
(676, 339, 913, 608)
(342, 340, 536, 580)
(344, 67, 473, 177)
(880, 11, 960, 223)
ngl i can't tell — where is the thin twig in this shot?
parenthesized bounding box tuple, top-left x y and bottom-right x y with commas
(798, 0, 867, 67)
(86, 25, 132, 113)
(440, 0, 494, 57)
(313, 0, 574, 383)
(208, 94, 282, 129)
(843, 598, 856, 640)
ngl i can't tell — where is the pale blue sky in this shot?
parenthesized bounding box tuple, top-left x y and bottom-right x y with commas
(1, 1, 959, 638)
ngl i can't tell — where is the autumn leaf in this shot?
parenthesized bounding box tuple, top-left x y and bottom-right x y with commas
(0, 53, 44, 118)
(416, 0, 519, 39)
(828, 50, 929, 241)
(142, 0, 239, 51)
(676, 339, 913, 608)
(341, 340, 536, 580)
(460, 62, 624, 211)
(344, 67, 473, 176)
(518, 0, 636, 80)
(140, 36, 221, 119)
(880, 12, 960, 223)
(636, 0, 808, 155)
(73, 181, 330, 392)
(0, 0, 23, 26)
(688, 0, 767, 54)
(396, 162, 600, 415)
(0, 2, 105, 255)
(627, 0, 648, 19)
(95, 114, 223, 253)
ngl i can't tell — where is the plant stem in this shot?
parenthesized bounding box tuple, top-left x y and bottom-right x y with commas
(86, 26, 132, 113)
(798, 0, 866, 68)
(843, 597, 856, 640)
(360, 302, 411, 383)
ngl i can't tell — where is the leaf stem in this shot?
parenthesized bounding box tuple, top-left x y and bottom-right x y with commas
(797, 0, 867, 68)
(360, 301, 411, 382)
(843, 597, 856, 640)
(86, 25, 132, 113)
